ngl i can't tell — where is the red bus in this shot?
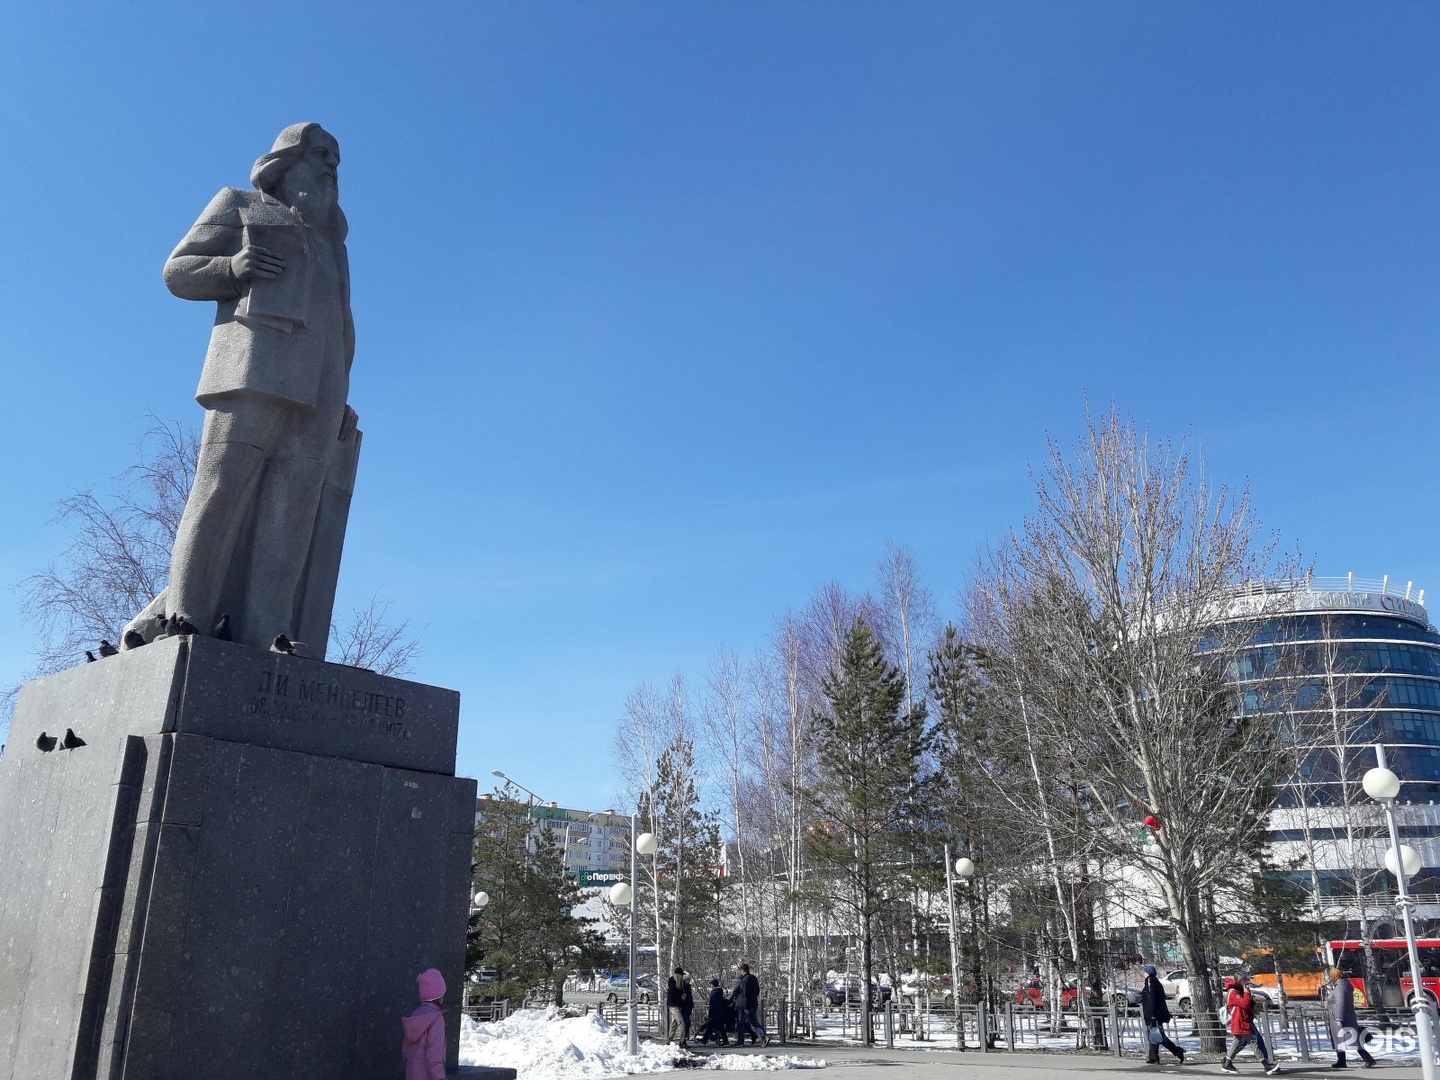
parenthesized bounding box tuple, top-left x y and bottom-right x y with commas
(1327, 939, 1440, 1010)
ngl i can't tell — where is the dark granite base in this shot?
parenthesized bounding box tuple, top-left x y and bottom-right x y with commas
(0, 639, 476, 1080)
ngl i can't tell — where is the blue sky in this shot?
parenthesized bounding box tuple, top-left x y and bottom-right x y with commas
(1, 2, 1436, 811)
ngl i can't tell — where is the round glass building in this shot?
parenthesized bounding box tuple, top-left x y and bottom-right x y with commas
(1229, 575, 1440, 928)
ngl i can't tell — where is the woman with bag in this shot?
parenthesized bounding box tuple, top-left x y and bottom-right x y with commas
(1141, 965, 1185, 1064)
(1222, 972, 1280, 1075)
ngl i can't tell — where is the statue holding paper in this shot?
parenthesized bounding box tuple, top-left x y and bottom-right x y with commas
(136, 123, 359, 655)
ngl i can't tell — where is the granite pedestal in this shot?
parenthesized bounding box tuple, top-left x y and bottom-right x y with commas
(0, 636, 477, 1080)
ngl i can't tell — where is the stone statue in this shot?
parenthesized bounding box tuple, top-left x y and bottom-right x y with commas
(129, 123, 360, 656)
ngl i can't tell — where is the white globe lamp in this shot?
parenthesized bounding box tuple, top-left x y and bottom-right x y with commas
(610, 881, 633, 905)
(636, 832, 659, 856)
(954, 857, 975, 881)
(1385, 844, 1423, 880)
(1364, 767, 1402, 802)
(472, 890, 490, 909)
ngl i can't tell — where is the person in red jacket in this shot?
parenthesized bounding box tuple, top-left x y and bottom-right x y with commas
(1222, 972, 1280, 1075)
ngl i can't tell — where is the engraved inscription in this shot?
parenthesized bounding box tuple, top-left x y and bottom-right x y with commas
(246, 668, 411, 739)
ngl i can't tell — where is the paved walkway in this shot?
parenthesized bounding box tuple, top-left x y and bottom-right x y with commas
(685, 1042, 1428, 1080)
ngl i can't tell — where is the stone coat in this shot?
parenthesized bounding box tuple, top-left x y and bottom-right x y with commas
(164, 187, 354, 411)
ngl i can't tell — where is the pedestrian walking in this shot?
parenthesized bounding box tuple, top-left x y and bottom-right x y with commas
(732, 962, 770, 1047)
(1325, 968, 1375, 1068)
(401, 968, 447, 1080)
(699, 978, 730, 1045)
(680, 969, 695, 1044)
(1140, 965, 1185, 1064)
(666, 966, 693, 1044)
(1222, 972, 1280, 1075)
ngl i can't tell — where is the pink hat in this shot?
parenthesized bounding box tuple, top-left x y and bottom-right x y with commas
(417, 968, 446, 1001)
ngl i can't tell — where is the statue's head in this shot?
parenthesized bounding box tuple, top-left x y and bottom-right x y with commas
(251, 123, 346, 236)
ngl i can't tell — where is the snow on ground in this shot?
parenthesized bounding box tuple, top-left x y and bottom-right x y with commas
(460, 1008, 826, 1078)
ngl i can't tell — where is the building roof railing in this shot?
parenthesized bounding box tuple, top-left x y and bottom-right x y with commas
(1229, 573, 1425, 608)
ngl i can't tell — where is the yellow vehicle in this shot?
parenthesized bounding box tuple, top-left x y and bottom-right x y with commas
(1242, 948, 1326, 1001)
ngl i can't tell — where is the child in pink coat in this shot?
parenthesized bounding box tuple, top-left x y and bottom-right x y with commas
(402, 968, 447, 1080)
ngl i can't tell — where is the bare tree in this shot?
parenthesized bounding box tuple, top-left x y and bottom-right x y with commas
(328, 593, 424, 676)
(19, 418, 196, 675)
(700, 646, 756, 959)
(968, 405, 1301, 1051)
(6, 418, 420, 738)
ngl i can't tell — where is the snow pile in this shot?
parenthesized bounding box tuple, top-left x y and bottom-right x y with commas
(459, 1008, 825, 1077)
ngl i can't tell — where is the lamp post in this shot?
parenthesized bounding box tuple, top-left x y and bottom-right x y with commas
(489, 768, 542, 804)
(491, 768, 552, 859)
(945, 845, 975, 1049)
(468, 890, 490, 1010)
(1363, 747, 1436, 1080)
(609, 814, 658, 1056)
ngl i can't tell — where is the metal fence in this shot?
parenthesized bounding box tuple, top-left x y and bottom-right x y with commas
(467, 992, 1378, 1063)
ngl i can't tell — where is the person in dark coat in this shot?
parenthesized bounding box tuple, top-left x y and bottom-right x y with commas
(666, 967, 691, 1044)
(1325, 967, 1375, 1068)
(699, 978, 730, 1046)
(1141, 965, 1185, 1064)
(680, 970, 695, 1044)
(732, 962, 769, 1046)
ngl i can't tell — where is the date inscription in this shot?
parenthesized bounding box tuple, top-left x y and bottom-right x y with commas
(245, 670, 411, 739)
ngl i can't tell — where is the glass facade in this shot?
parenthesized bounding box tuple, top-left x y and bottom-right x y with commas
(1230, 600, 1440, 804)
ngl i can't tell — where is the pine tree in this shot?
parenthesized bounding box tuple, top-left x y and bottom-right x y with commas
(650, 736, 727, 978)
(805, 616, 936, 1044)
(470, 789, 610, 1004)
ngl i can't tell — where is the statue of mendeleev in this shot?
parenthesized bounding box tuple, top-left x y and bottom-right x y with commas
(127, 123, 360, 657)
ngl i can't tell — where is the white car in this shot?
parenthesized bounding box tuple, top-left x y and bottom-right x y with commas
(1160, 969, 1275, 1013)
(1161, 969, 1191, 1007)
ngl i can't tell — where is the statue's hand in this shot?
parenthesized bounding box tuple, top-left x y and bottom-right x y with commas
(230, 245, 286, 283)
(339, 404, 359, 442)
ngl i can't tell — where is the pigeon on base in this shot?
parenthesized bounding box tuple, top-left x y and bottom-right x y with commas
(213, 613, 233, 642)
(85, 650, 97, 663)
(35, 732, 57, 752)
(271, 634, 297, 655)
(62, 728, 86, 750)
(98, 640, 119, 657)
(123, 630, 146, 650)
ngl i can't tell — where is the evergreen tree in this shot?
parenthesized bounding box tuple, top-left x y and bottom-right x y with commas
(805, 616, 936, 1044)
(470, 789, 611, 1004)
(639, 736, 728, 981)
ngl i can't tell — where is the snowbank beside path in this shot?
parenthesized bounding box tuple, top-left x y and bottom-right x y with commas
(459, 1008, 826, 1078)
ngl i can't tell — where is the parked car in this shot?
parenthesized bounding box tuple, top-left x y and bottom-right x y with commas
(1014, 977, 1044, 1008)
(1014, 977, 1087, 1010)
(824, 978, 893, 1006)
(1161, 969, 1195, 1012)
(1108, 984, 1143, 1008)
(1163, 969, 1275, 1014)
(898, 973, 954, 1005)
(605, 973, 657, 1002)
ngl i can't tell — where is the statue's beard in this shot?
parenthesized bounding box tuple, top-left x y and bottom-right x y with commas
(282, 181, 339, 231)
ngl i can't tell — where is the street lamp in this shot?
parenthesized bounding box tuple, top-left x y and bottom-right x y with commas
(490, 768, 543, 806)
(608, 814, 658, 1056)
(945, 845, 975, 1050)
(1364, 747, 1436, 1080)
(467, 891, 491, 1010)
